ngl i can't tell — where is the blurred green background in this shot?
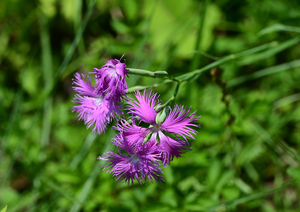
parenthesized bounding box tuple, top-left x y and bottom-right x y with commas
(1, 0, 300, 211)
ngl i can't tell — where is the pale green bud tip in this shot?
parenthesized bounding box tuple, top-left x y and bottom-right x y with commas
(143, 131, 153, 145)
(155, 107, 170, 125)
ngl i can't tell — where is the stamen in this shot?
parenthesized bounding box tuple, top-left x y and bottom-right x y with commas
(94, 96, 103, 107)
(130, 154, 140, 164)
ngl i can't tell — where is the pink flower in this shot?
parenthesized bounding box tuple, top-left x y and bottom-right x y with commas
(72, 73, 121, 134)
(116, 89, 201, 166)
(98, 134, 164, 184)
(92, 59, 129, 101)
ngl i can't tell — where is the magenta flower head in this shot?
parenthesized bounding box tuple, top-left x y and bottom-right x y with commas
(98, 134, 164, 184)
(72, 73, 122, 134)
(92, 59, 129, 101)
(116, 89, 201, 166)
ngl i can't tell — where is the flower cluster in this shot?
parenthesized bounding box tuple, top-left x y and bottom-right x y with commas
(99, 89, 200, 184)
(72, 58, 200, 184)
(72, 59, 128, 134)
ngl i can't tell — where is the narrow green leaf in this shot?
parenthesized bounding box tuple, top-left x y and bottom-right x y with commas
(127, 80, 172, 93)
(207, 181, 296, 211)
(69, 129, 115, 212)
(190, 0, 210, 71)
(40, 176, 78, 203)
(69, 132, 97, 170)
(227, 59, 300, 87)
(258, 23, 300, 36)
(273, 93, 300, 109)
(0, 206, 7, 212)
(238, 36, 300, 66)
(176, 41, 278, 82)
(39, 13, 53, 148)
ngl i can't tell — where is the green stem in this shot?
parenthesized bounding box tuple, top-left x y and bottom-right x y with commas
(155, 82, 181, 110)
(128, 68, 169, 78)
(127, 40, 279, 92)
(127, 80, 172, 93)
(177, 41, 281, 82)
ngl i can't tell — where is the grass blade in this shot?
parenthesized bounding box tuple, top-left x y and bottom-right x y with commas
(55, 0, 96, 78)
(69, 132, 97, 170)
(176, 41, 278, 81)
(238, 36, 300, 66)
(1, 111, 41, 187)
(39, 13, 53, 147)
(190, 0, 210, 71)
(207, 180, 296, 211)
(273, 93, 300, 109)
(258, 23, 300, 36)
(227, 59, 300, 87)
(40, 176, 79, 203)
(1, 89, 23, 157)
(69, 129, 115, 212)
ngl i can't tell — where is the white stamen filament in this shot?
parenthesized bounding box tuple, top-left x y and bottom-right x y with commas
(94, 96, 103, 107)
(107, 65, 117, 77)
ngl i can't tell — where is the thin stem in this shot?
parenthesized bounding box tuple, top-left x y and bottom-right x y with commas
(155, 82, 181, 111)
(127, 80, 172, 93)
(128, 68, 169, 78)
(127, 40, 279, 92)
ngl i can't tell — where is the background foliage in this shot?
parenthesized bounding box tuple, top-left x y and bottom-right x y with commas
(1, 0, 300, 211)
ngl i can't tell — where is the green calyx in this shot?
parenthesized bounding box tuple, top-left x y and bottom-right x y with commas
(155, 107, 170, 125)
(143, 131, 153, 145)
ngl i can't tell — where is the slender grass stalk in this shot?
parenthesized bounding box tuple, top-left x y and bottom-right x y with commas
(40, 176, 79, 203)
(69, 129, 115, 212)
(258, 23, 300, 36)
(55, 0, 96, 78)
(127, 40, 280, 92)
(1, 89, 23, 157)
(69, 132, 97, 170)
(38, 0, 96, 104)
(133, 0, 158, 68)
(39, 13, 53, 148)
(127, 80, 172, 93)
(238, 36, 300, 66)
(273, 93, 300, 109)
(8, 191, 39, 212)
(1, 111, 41, 187)
(189, 50, 220, 60)
(190, 0, 210, 71)
(207, 180, 296, 211)
(0, 31, 9, 64)
(227, 59, 300, 87)
(275, 139, 300, 163)
(74, 0, 85, 56)
(177, 40, 288, 82)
